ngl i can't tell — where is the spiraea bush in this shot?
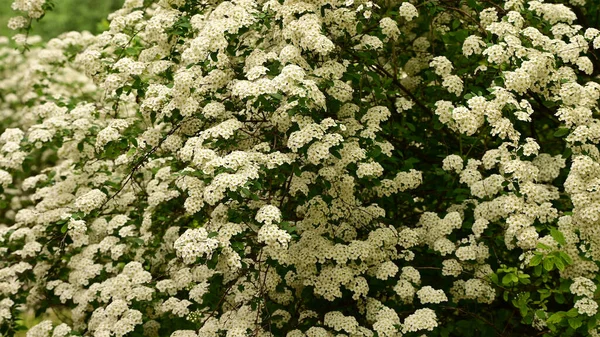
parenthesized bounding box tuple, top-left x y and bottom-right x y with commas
(2, 0, 600, 336)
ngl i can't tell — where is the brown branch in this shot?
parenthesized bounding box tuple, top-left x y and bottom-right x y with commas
(440, 5, 488, 37)
(99, 121, 185, 211)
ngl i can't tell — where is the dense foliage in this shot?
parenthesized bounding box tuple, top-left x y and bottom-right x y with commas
(2, 0, 600, 336)
(0, 0, 123, 41)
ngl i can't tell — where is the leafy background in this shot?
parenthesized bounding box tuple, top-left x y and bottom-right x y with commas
(0, 0, 123, 40)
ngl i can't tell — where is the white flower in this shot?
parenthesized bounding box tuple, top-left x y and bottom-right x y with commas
(174, 228, 220, 264)
(255, 205, 282, 225)
(570, 277, 597, 297)
(417, 286, 448, 304)
(442, 155, 463, 172)
(258, 224, 292, 248)
(399, 2, 419, 21)
(402, 308, 438, 333)
(26, 320, 53, 337)
(0, 170, 12, 188)
(575, 297, 598, 316)
(75, 189, 107, 214)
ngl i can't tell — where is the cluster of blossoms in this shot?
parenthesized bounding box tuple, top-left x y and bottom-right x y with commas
(571, 277, 598, 316)
(2, 0, 600, 336)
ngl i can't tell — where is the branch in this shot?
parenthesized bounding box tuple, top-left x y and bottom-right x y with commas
(99, 121, 185, 211)
(442, 306, 505, 336)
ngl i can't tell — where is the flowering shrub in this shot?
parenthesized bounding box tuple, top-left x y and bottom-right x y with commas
(2, 0, 600, 336)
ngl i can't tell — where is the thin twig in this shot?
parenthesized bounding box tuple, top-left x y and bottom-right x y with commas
(99, 120, 185, 211)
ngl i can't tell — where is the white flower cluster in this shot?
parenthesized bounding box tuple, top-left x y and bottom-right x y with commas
(74, 189, 107, 214)
(255, 205, 282, 226)
(575, 297, 598, 316)
(3, 0, 600, 336)
(402, 308, 438, 333)
(571, 277, 598, 316)
(416, 286, 448, 304)
(570, 277, 596, 297)
(174, 228, 220, 264)
(399, 2, 419, 22)
(11, 0, 46, 19)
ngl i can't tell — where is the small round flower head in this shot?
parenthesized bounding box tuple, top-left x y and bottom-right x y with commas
(402, 308, 438, 333)
(0, 170, 12, 188)
(442, 155, 464, 172)
(75, 189, 107, 214)
(570, 277, 597, 297)
(174, 228, 220, 264)
(416, 286, 448, 304)
(26, 320, 53, 337)
(575, 297, 599, 316)
(399, 2, 419, 21)
(255, 205, 282, 225)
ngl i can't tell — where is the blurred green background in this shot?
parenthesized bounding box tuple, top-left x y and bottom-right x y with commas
(0, 0, 124, 40)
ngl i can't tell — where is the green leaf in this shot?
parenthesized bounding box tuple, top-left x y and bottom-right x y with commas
(553, 128, 569, 137)
(537, 242, 551, 250)
(547, 312, 563, 324)
(554, 258, 565, 271)
(550, 228, 567, 246)
(240, 187, 252, 198)
(368, 145, 382, 158)
(357, 22, 363, 34)
(530, 254, 543, 267)
(543, 257, 554, 271)
(568, 317, 582, 329)
(60, 223, 68, 234)
(559, 251, 573, 265)
(502, 273, 518, 286)
(452, 19, 461, 30)
(588, 317, 597, 331)
(490, 273, 499, 284)
(566, 308, 579, 318)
